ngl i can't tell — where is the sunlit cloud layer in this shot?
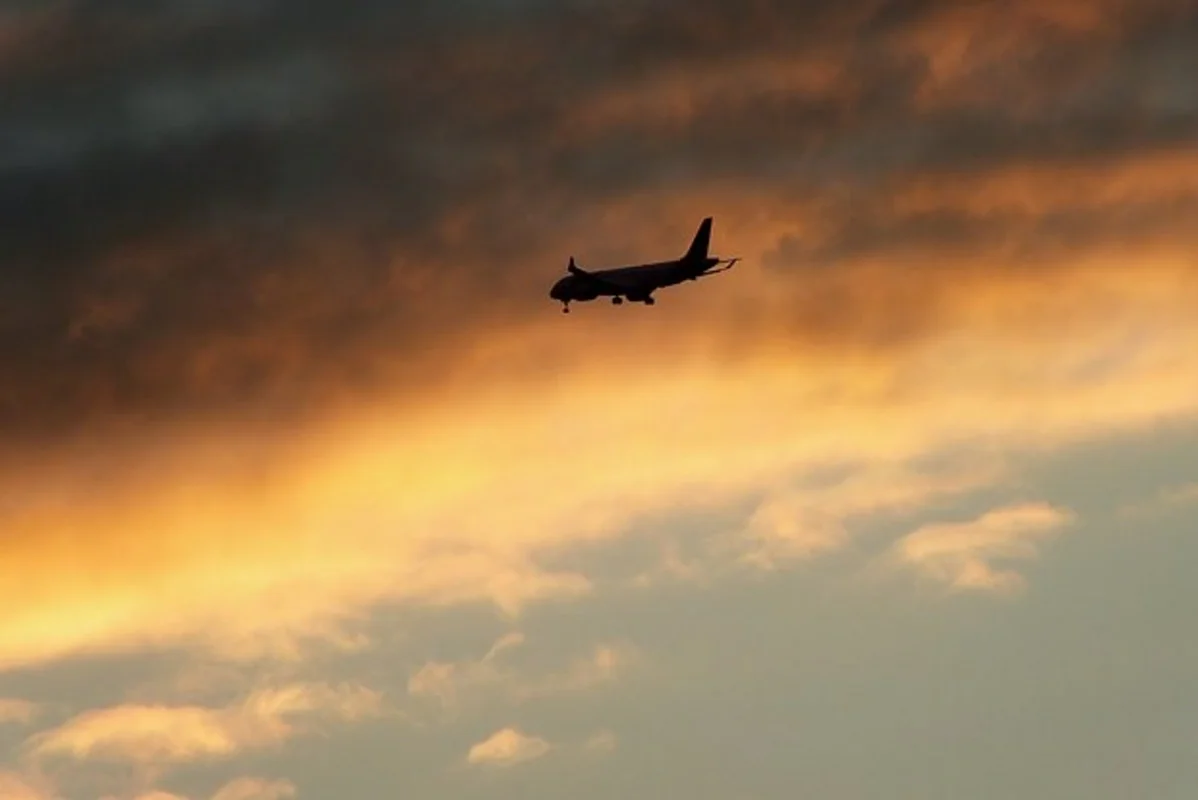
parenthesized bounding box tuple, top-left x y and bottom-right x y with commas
(3, 0, 1198, 797)
(3, 270, 1195, 676)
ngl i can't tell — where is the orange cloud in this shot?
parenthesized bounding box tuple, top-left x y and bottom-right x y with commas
(898, 0, 1129, 109)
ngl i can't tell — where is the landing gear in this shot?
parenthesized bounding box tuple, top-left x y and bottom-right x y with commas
(561, 302, 570, 313)
(644, 296, 656, 306)
(612, 296, 623, 305)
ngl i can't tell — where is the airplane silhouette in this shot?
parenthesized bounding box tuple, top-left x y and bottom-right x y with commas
(549, 217, 739, 313)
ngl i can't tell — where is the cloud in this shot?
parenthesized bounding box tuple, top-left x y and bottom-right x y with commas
(1118, 482, 1198, 519)
(210, 777, 296, 800)
(462, 726, 611, 770)
(1152, 483, 1198, 506)
(0, 771, 55, 800)
(1, 0, 1197, 677)
(407, 632, 524, 710)
(121, 777, 296, 800)
(26, 682, 381, 765)
(583, 729, 618, 755)
(0, 698, 39, 725)
(890, 503, 1076, 593)
(3, 0, 1198, 444)
(738, 458, 1007, 569)
(512, 644, 631, 701)
(408, 634, 633, 712)
(466, 727, 551, 768)
(3, 2, 1196, 798)
(2, 265, 1198, 672)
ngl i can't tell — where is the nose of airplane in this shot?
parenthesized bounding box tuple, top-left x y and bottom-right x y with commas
(549, 278, 566, 300)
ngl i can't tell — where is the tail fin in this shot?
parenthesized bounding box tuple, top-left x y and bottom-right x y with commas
(683, 217, 712, 262)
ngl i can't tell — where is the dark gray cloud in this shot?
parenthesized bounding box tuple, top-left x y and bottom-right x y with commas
(2, 0, 1197, 442)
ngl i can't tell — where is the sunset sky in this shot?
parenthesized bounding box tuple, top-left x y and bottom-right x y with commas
(3, 1, 1198, 798)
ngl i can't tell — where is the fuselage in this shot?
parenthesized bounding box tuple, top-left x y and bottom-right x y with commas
(549, 255, 719, 303)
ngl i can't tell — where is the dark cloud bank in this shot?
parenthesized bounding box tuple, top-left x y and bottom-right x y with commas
(2, 0, 1197, 442)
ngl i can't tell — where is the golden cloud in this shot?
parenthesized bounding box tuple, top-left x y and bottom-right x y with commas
(466, 727, 551, 768)
(408, 634, 633, 713)
(26, 683, 381, 765)
(209, 777, 296, 800)
(0, 698, 39, 726)
(120, 777, 296, 800)
(890, 503, 1076, 593)
(739, 459, 1007, 569)
(0, 197, 1196, 673)
(407, 632, 524, 710)
(0, 771, 54, 800)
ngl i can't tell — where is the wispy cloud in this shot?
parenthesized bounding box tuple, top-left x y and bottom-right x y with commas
(408, 634, 634, 713)
(889, 503, 1076, 593)
(124, 777, 296, 800)
(466, 727, 551, 768)
(0, 698, 39, 725)
(739, 459, 1007, 569)
(0, 770, 54, 800)
(26, 682, 381, 766)
(210, 777, 297, 800)
(1153, 483, 1198, 507)
(511, 644, 631, 702)
(583, 729, 618, 755)
(1118, 482, 1198, 519)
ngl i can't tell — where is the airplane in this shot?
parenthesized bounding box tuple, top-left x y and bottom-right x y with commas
(549, 216, 739, 313)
